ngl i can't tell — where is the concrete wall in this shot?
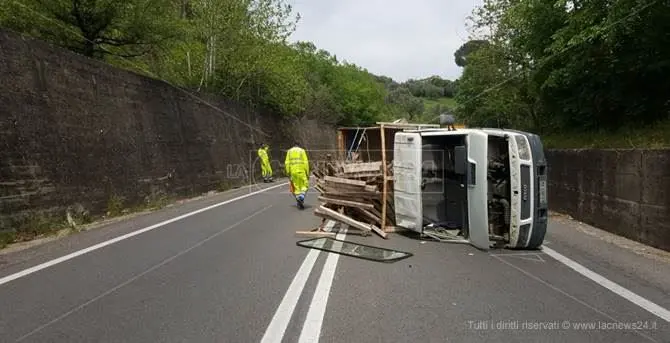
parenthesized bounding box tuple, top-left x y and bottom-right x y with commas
(547, 149, 670, 251)
(0, 29, 336, 231)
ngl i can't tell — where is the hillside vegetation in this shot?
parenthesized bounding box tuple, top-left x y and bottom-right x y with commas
(375, 75, 459, 124)
(453, 0, 670, 147)
(0, 0, 455, 127)
(3, 0, 665, 148)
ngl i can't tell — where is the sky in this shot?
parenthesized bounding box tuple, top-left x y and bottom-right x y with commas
(287, 0, 483, 83)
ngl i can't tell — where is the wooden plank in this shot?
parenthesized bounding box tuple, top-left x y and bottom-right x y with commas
(342, 162, 382, 174)
(319, 194, 371, 205)
(354, 207, 381, 225)
(374, 122, 440, 129)
(338, 171, 382, 179)
(364, 185, 378, 192)
(370, 224, 388, 239)
(315, 205, 373, 233)
(322, 182, 368, 193)
(380, 124, 388, 232)
(384, 226, 408, 233)
(375, 121, 440, 127)
(320, 184, 379, 198)
(321, 185, 375, 197)
(337, 130, 345, 160)
(319, 189, 375, 201)
(318, 196, 374, 210)
(344, 209, 386, 239)
(320, 180, 362, 190)
(319, 193, 368, 202)
(324, 176, 367, 187)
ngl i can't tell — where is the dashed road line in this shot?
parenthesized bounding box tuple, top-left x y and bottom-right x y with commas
(260, 220, 336, 343)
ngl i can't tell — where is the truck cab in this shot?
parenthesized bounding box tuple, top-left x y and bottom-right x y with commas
(393, 128, 548, 250)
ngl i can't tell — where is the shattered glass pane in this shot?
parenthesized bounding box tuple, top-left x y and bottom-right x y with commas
(296, 237, 413, 263)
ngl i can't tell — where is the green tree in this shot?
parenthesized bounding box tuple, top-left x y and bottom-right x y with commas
(0, 0, 428, 126)
(455, 0, 670, 133)
(386, 87, 424, 120)
(0, 0, 181, 59)
(453, 40, 489, 67)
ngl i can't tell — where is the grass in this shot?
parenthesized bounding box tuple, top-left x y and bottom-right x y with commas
(415, 96, 458, 123)
(0, 178, 250, 249)
(543, 120, 670, 149)
(0, 212, 68, 248)
(422, 97, 458, 119)
(423, 97, 458, 112)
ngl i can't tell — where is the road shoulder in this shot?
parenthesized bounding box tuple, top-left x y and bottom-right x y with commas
(545, 213, 670, 310)
(0, 180, 288, 277)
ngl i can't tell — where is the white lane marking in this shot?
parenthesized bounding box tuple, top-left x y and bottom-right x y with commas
(493, 254, 660, 343)
(16, 205, 273, 342)
(298, 226, 348, 343)
(260, 220, 335, 343)
(543, 246, 670, 323)
(0, 182, 288, 287)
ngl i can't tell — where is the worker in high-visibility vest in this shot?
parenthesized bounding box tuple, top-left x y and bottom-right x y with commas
(284, 142, 310, 209)
(257, 143, 273, 183)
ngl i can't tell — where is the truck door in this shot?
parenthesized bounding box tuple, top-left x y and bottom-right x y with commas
(466, 131, 491, 250)
(393, 132, 423, 233)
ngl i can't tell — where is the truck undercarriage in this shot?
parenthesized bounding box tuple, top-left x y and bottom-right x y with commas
(487, 135, 512, 245)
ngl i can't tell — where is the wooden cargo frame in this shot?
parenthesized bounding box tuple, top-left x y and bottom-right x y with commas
(336, 121, 440, 233)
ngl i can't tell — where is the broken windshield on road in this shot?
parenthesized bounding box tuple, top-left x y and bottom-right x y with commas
(296, 237, 413, 263)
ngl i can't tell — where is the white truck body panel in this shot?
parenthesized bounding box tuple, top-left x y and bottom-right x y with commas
(392, 132, 423, 231)
(393, 129, 491, 250)
(465, 131, 490, 250)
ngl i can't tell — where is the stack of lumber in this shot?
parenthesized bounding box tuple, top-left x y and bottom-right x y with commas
(310, 160, 396, 239)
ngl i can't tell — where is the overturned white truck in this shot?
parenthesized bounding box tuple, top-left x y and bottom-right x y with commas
(393, 128, 548, 250)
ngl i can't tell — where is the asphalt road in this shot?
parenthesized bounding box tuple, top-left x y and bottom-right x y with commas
(0, 180, 669, 343)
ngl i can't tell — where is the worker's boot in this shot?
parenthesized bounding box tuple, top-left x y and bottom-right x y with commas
(296, 194, 305, 210)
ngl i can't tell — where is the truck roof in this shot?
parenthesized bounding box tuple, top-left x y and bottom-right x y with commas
(401, 127, 527, 137)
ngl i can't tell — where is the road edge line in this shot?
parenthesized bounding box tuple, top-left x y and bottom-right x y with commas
(14, 205, 274, 342)
(543, 246, 670, 323)
(0, 182, 288, 287)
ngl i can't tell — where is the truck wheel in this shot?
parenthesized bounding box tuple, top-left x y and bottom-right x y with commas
(524, 224, 547, 250)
